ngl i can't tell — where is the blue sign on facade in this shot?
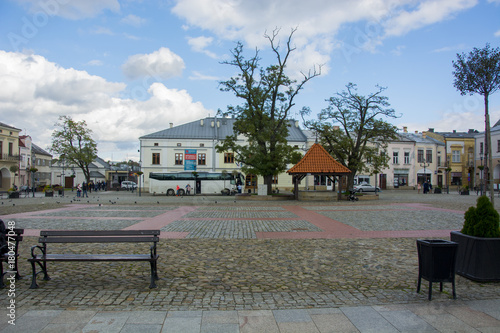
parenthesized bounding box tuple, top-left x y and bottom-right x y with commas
(185, 149, 197, 171)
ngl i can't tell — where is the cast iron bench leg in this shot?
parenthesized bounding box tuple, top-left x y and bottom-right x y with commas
(29, 260, 38, 289)
(149, 261, 157, 288)
(0, 264, 5, 289)
(428, 281, 432, 301)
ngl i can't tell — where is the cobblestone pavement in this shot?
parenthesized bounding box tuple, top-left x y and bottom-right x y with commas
(0, 190, 499, 332)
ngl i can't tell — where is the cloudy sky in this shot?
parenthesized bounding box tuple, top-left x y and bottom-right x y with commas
(1, 0, 499, 162)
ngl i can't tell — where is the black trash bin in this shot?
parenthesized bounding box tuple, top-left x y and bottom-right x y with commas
(416, 239, 458, 300)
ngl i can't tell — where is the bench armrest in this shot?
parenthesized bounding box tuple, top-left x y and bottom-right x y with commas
(30, 244, 46, 258)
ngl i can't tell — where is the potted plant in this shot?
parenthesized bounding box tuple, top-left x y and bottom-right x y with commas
(44, 185, 54, 197)
(7, 187, 20, 199)
(450, 196, 500, 282)
(434, 186, 442, 194)
(459, 185, 470, 195)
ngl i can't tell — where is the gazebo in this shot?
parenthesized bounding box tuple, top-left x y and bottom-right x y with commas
(287, 143, 351, 200)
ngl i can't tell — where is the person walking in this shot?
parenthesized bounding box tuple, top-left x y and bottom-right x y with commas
(185, 184, 191, 195)
(82, 182, 88, 198)
(417, 182, 421, 194)
(176, 185, 180, 196)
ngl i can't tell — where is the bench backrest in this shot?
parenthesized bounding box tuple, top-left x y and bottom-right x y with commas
(39, 230, 160, 243)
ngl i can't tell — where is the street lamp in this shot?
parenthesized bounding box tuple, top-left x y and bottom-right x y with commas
(480, 151, 484, 196)
(420, 158, 430, 191)
(58, 156, 67, 197)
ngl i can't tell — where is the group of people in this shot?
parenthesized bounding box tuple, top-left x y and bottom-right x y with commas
(76, 181, 107, 197)
(417, 181, 432, 194)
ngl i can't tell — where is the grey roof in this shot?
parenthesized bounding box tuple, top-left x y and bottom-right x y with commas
(32, 143, 52, 157)
(0, 122, 21, 131)
(399, 133, 445, 145)
(140, 117, 307, 142)
(89, 171, 105, 179)
(435, 130, 479, 138)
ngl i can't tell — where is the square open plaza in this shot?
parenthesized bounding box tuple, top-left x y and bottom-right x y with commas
(1, 190, 499, 332)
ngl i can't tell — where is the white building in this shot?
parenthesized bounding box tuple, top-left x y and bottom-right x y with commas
(139, 117, 308, 193)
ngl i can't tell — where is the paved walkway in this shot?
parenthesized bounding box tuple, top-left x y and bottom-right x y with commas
(1, 190, 499, 332)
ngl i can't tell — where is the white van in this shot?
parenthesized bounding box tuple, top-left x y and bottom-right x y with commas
(121, 181, 137, 190)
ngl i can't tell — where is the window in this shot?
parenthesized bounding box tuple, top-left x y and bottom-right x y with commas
(480, 142, 484, 154)
(224, 152, 234, 164)
(0, 141, 2, 156)
(426, 150, 432, 163)
(154, 143, 159, 146)
(152, 153, 160, 165)
(200, 143, 204, 147)
(437, 155, 442, 167)
(8, 142, 13, 156)
(452, 150, 461, 163)
(404, 151, 410, 164)
(198, 153, 206, 165)
(272, 175, 278, 184)
(417, 149, 424, 163)
(497, 140, 500, 153)
(176, 143, 182, 147)
(392, 151, 399, 164)
(175, 153, 183, 165)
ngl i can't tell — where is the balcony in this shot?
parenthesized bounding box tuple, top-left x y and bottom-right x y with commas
(0, 154, 21, 162)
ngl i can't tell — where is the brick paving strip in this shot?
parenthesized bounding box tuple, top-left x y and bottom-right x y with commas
(1, 194, 499, 312)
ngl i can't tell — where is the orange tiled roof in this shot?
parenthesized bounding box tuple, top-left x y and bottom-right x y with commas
(287, 143, 351, 174)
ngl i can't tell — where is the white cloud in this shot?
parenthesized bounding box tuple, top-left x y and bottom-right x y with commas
(15, 0, 120, 20)
(122, 47, 185, 80)
(189, 71, 220, 81)
(91, 27, 114, 35)
(121, 14, 147, 27)
(187, 36, 217, 59)
(0, 51, 210, 160)
(495, 30, 500, 37)
(384, 0, 478, 37)
(86, 59, 103, 66)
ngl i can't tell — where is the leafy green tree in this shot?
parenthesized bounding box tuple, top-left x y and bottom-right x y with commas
(217, 28, 320, 194)
(302, 83, 399, 188)
(50, 115, 97, 184)
(453, 43, 500, 205)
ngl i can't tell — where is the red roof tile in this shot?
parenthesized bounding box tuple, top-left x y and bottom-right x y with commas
(287, 143, 351, 175)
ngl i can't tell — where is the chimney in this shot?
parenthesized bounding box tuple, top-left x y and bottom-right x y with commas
(200, 119, 204, 126)
(453, 130, 456, 133)
(468, 129, 474, 133)
(403, 126, 408, 133)
(211, 121, 215, 128)
(415, 131, 418, 134)
(428, 128, 434, 133)
(295, 120, 299, 128)
(169, 123, 173, 128)
(422, 132, 426, 139)
(333, 126, 340, 130)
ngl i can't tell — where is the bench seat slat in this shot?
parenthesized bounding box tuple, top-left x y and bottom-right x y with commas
(39, 236, 159, 243)
(30, 254, 159, 261)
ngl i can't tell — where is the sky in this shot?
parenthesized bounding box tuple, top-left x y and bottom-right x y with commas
(1, 0, 500, 162)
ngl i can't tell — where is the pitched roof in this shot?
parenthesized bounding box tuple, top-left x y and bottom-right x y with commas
(287, 143, 351, 175)
(140, 117, 307, 142)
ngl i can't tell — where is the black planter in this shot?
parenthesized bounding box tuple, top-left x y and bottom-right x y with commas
(416, 239, 458, 300)
(45, 192, 54, 197)
(8, 192, 20, 199)
(460, 191, 470, 195)
(450, 231, 500, 282)
(434, 188, 442, 194)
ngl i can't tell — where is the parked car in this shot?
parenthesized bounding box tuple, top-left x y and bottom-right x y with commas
(121, 181, 137, 190)
(353, 183, 381, 193)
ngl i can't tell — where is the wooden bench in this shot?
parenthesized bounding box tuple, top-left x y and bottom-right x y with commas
(1, 228, 24, 288)
(28, 230, 160, 289)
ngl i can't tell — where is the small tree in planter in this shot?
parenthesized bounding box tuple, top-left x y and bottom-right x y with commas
(451, 195, 500, 281)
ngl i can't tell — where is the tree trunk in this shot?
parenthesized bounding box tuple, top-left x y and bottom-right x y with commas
(264, 174, 273, 195)
(485, 94, 495, 206)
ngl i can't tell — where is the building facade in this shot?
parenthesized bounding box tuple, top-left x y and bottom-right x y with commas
(0, 122, 21, 191)
(139, 117, 308, 193)
(474, 120, 500, 192)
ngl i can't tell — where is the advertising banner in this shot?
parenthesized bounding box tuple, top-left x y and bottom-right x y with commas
(185, 149, 197, 171)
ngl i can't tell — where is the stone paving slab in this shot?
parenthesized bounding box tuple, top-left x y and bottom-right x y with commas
(11, 218, 143, 230)
(162, 219, 322, 238)
(183, 211, 298, 218)
(319, 210, 464, 231)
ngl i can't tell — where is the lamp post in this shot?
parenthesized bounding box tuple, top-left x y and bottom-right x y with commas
(420, 158, 430, 192)
(58, 156, 66, 197)
(480, 151, 484, 196)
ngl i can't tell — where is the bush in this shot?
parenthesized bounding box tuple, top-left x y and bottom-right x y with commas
(462, 196, 500, 238)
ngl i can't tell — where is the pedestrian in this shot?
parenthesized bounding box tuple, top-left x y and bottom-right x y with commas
(185, 184, 191, 195)
(417, 183, 421, 194)
(176, 185, 180, 196)
(82, 182, 88, 197)
(423, 181, 429, 194)
(237, 183, 242, 193)
(77, 184, 82, 197)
